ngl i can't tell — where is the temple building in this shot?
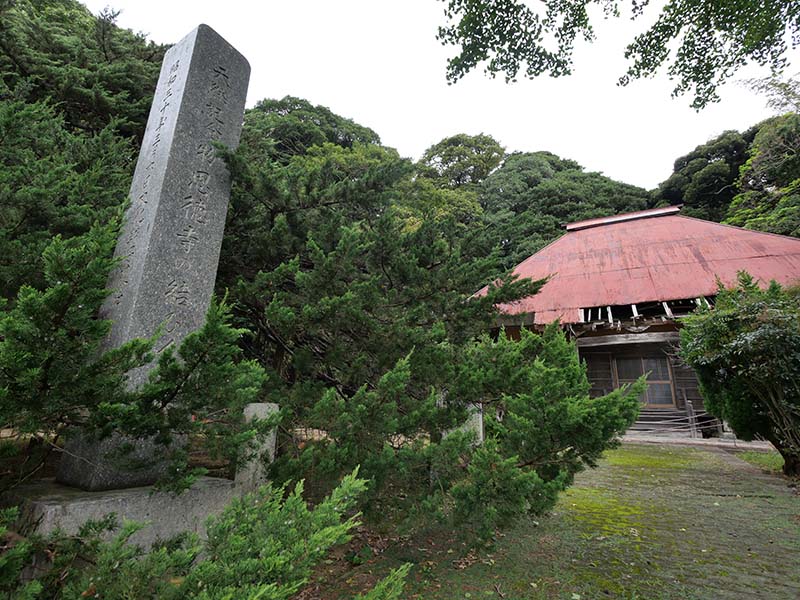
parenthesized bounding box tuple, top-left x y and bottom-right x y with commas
(479, 206, 800, 435)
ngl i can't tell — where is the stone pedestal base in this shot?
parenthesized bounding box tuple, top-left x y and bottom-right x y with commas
(56, 432, 182, 491)
(7, 403, 279, 548)
(4, 477, 238, 548)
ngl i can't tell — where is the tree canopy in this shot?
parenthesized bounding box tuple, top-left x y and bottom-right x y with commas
(652, 110, 800, 238)
(437, 0, 800, 108)
(680, 273, 800, 476)
(477, 150, 651, 268)
(726, 113, 800, 238)
(0, 0, 165, 140)
(654, 128, 758, 222)
(242, 96, 382, 165)
(417, 133, 505, 188)
(0, 99, 134, 298)
(216, 104, 646, 529)
(0, 0, 166, 299)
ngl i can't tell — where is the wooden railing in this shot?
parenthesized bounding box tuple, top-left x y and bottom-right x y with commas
(628, 400, 723, 438)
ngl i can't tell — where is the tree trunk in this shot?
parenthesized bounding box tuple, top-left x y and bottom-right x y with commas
(763, 432, 800, 477)
(781, 450, 800, 477)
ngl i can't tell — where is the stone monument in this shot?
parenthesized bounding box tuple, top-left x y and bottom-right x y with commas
(3, 24, 281, 547)
(56, 24, 250, 491)
(102, 23, 250, 384)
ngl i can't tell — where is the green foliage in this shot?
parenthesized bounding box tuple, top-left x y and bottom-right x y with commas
(746, 75, 800, 114)
(739, 114, 800, 191)
(0, 0, 166, 140)
(2, 471, 409, 599)
(448, 325, 644, 535)
(0, 2, 268, 488)
(0, 225, 268, 491)
(1, 3, 654, 584)
(620, 0, 799, 108)
(438, 0, 604, 82)
(219, 125, 546, 518)
(54, 519, 197, 600)
(726, 113, 800, 237)
(93, 295, 268, 492)
(0, 508, 41, 598)
(241, 96, 381, 165)
(353, 563, 412, 600)
(183, 471, 366, 599)
(0, 0, 161, 298)
(0, 222, 145, 439)
(655, 129, 756, 222)
(417, 133, 505, 189)
(680, 273, 800, 475)
(478, 152, 650, 268)
(450, 438, 558, 539)
(438, 0, 800, 108)
(746, 187, 800, 238)
(727, 183, 800, 239)
(656, 112, 800, 235)
(0, 98, 135, 297)
(211, 95, 650, 539)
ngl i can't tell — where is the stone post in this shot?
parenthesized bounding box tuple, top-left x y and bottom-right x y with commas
(447, 403, 485, 445)
(101, 24, 250, 385)
(56, 25, 250, 491)
(234, 403, 279, 492)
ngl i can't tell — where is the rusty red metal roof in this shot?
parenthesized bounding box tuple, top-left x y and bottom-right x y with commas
(478, 209, 800, 324)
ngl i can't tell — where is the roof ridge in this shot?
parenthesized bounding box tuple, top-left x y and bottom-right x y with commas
(565, 206, 681, 231)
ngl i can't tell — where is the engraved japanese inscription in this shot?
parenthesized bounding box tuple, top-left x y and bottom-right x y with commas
(99, 24, 250, 387)
(56, 24, 250, 491)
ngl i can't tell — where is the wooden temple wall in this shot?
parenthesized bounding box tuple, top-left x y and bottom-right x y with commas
(579, 342, 704, 411)
(494, 324, 706, 411)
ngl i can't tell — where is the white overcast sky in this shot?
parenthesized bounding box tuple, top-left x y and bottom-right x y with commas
(82, 0, 796, 190)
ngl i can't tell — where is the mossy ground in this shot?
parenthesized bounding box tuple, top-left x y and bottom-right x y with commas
(735, 449, 785, 474)
(295, 443, 800, 599)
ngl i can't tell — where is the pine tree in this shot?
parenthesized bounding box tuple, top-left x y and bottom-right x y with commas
(219, 104, 643, 533)
(0, 224, 268, 491)
(0, 99, 134, 298)
(0, 0, 165, 140)
(1, 471, 410, 598)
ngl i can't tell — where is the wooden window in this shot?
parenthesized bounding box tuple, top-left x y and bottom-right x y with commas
(615, 355, 675, 407)
(583, 352, 613, 398)
(616, 357, 642, 381)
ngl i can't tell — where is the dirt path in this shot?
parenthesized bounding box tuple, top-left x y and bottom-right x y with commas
(297, 443, 800, 599)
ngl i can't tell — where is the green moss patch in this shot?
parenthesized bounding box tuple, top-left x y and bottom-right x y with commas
(563, 487, 647, 537)
(295, 443, 800, 600)
(604, 444, 694, 470)
(736, 450, 785, 473)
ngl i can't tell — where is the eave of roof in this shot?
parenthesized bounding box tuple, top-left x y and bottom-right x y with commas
(476, 210, 800, 325)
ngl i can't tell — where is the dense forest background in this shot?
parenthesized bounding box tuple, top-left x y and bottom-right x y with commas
(1, 0, 798, 531)
(2, 0, 797, 303)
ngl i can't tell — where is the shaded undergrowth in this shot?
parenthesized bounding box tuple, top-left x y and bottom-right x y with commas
(293, 443, 800, 599)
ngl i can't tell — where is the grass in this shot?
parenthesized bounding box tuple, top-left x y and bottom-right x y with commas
(294, 443, 800, 599)
(736, 449, 785, 473)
